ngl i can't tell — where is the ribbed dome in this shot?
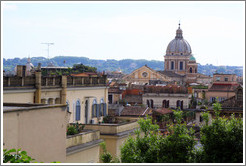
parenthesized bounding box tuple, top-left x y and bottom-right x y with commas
(166, 24, 192, 55)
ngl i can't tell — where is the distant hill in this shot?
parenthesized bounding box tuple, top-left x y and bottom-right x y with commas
(3, 56, 243, 76)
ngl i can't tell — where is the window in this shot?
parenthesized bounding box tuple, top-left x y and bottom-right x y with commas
(150, 99, 154, 108)
(92, 99, 97, 117)
(189, 67, 192, 73)
(85, 100, 88, 124)
(147, 100, 150, 107)
(210, 97, 216, 103)
(75, 100, 81, 121)
(224, 77, 228, 82)
(216, 77, 220, 81)
(176, 100, 181, 108)
(163, 100, 169, 108)
(180, 62, 183, 70)
(171, 61, 174, 70)
(100, 99, 104, 116)
(142, 72, 148, 77)
(66, 101, 70, 112)
(162, 100, 166, 108)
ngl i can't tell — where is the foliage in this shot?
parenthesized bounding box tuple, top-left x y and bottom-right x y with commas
(100, 142, 120, 163)
(120, 113, 195, 163)
(199, 101, 243, 163)
(67, 125, 78, 135)
(72, 63, 97, 73)
(67, 122, 85, 135)
(3, 148, 35, 163)
(191, 85, 208, 89)
(3, 148, 60, 163)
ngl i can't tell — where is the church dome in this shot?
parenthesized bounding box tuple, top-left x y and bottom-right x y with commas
(166, 24, 192, 55)
(189, 55, 196, 61)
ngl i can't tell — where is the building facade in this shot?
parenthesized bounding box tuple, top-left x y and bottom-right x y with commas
(206, 73, 240, 102)
(3, 71, 108, 124)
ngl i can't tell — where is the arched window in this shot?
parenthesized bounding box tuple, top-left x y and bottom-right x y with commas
(66, 101, 70, 112)
(147, 100, 150, 107)
(75, 100, 81, 121)
(181, 101, 183, 110)
(92, 99, 97, 117)
(180, 62, 183, 70)
(171, 61, 174, 70)
(189, 67, 192, 73)
(176, 100, 181, 108)
(150, 99, 154, 108)
(167, 100, 169, 108)
(85, 100, 88, 124)
(100, 98, 104, 116)
(162, 100, 166, 108)
(195, 68, 197, 73)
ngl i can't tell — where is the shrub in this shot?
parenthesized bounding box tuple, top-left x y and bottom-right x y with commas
(67, 125, 78, 135)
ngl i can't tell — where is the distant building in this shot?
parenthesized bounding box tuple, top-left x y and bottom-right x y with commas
(164, 23, 212, 84)
(206, 73, 240, 102)
(122, 24, 212, 85)
(142, 85, 190, 109)
(122, 65, 184, 85)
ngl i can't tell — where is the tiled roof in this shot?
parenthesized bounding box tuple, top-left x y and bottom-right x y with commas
(124, 95, 142, 103)
(71, 72, 98, 77)
(208, 83, 239, 92)
(144, 85, 188, 94)
(196, 73, 211, 78)
(153, 108, 173, 115)
(157, 71, 184, 78)
(108, 88, 123, 94)
(120, 106, 151, 116)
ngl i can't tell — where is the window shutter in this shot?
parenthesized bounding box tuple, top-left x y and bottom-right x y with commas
(96, 104, 99, 117)
(103, 103, 107, 116)
(76, 103, 81, 121)
(99, 104, 102, 116)
(92, 104, 94, 117)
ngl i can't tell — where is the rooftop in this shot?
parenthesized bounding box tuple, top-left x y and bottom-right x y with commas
(120, 106, 151, 116)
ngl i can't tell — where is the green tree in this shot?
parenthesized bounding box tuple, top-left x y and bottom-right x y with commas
(120, 112, 195, 163)
(200, 101, 243, 163)
(72, 63, 97, 73)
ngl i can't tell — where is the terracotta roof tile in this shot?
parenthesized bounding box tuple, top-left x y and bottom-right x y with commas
(120, 106, 151, 116)
(153, 108, 173, 115)
(208, 83, 239, 92)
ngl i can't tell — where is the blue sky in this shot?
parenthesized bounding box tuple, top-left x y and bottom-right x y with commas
(2, 1, 245, 66)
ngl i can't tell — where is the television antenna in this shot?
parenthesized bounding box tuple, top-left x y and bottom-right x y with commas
(41, 42, 54, 59)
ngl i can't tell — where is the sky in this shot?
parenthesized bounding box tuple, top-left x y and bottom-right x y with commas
(2, 1, 245, 66)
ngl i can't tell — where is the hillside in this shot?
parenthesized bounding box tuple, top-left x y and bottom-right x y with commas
(3, 56, 243, 76)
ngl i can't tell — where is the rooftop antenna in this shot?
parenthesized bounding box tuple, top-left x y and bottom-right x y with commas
(41, 42, 54, 59)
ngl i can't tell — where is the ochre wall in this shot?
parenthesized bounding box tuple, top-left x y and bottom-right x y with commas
(66, 145, 100, 163)
(3, 91, 35, 103)
(3, 106, 67, 163)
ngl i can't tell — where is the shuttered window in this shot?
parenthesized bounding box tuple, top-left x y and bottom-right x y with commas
(103, 103, 107, 116)
(75, 100, 81, 121)
(96, 104, 100, 117)
(92, 99, 97, 117)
